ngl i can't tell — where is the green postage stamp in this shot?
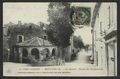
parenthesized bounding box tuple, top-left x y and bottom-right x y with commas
(72, 7, 91, 25)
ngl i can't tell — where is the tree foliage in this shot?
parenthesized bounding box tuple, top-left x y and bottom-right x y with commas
(47, 2, 73, 48)
(73, 35, 85, 49)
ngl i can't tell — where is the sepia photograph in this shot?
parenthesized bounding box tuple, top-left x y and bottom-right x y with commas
(3, 2, 117, 76)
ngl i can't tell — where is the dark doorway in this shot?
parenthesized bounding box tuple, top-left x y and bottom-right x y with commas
(22, 49, 29, 63)
(52, 48, 56, 56)
(31, 48, 39, 60)
(44, 48, 50, 58)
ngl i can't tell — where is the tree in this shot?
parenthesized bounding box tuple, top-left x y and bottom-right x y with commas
(85, 44, 90, 51)
(3, 35, 10, 61)
(47, 2, 73, 60)
(73, 35, 85, 49)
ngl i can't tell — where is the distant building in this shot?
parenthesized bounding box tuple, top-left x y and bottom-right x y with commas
(91, 3, 117, 76)
(3, 22, 15, 36)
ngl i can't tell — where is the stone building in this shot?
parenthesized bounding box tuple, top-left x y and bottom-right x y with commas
(6, 21, 58, 62)
(91, 3, 117, 76)
(14, 37, 57, 63)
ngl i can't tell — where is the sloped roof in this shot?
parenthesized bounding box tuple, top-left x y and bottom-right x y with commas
(17, 37, 53, 46)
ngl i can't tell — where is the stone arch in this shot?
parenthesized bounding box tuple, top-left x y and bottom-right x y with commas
(43, 48, 50, 58)
(22, 48, 29, 63)
(31, 48, 39, 60)
(52, 48, 56, 56)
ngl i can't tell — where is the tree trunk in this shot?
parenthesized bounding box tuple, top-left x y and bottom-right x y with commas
(64, 46, 71, 62)
(58, 46, 62, 59)
(57, 46, 71, 62)
(57, 46, 65, 65)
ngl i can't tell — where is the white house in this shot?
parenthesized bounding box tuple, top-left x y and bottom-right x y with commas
(91, 2, 117, 76)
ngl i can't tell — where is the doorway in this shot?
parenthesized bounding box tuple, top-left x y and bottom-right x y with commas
(31, 48, 39, 60)
(52, 48, 56, 56)
(22, 49, 29, 63)
(107, 40, 116, 76)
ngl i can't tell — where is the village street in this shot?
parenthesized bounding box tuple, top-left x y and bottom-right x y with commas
(72, 49, 92, 63)
(65, 49, 95, 68)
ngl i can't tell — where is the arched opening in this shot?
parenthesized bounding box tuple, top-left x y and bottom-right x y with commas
(31, 48, 39, 60)
(51, 48, 56, 59)
(44, 48, 50, 58)
(41, 48, 50, 60)
(22, 49, 29, 63)
(52, 48, 56, 56)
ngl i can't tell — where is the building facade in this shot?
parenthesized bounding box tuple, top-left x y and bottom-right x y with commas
(5, 21, 57, 62)
(91, 3, 117, 76)
(14, 37, 57, 63)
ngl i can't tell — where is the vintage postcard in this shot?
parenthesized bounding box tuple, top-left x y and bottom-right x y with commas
(3, 2, 117, 76)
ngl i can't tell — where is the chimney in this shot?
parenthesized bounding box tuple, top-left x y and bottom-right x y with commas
(18, 21, 22, 26)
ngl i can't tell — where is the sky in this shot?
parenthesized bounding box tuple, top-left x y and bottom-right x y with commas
(3, 2, 96, 44)
(3, 2, 49, 25)
(73, 26, 92, 44)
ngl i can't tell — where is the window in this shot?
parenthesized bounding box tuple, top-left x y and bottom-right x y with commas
(100, 22, 102, 34)
(43, 35, 47, 40)
(29, 25, 32, 29)
(108, 6, 111, 28)
(7, 29, 10, 36)
(52, 48, 56, 56)
(17, 35, 24, 43)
